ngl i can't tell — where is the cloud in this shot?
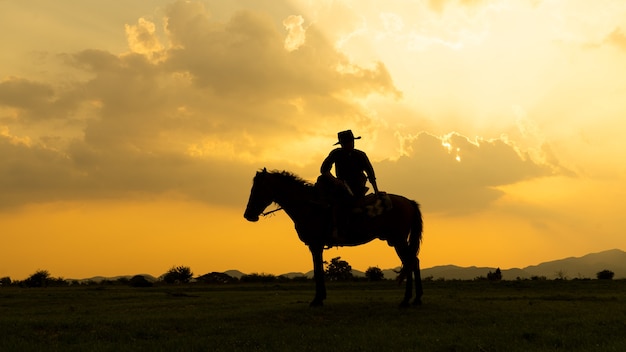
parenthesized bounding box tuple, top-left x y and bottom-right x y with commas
(125, 18, 165, 60)
(376, 132, 556, 215)
(0, 0, 399, 209)
(0, 77, 80, 123)
(283, 15, 306, 51)
(0, 78, 54, 111)
(0, 134, 78, 208)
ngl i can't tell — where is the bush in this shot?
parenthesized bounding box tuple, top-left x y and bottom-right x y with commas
(365, 267, 385, 281)
(596, 269, 615, 280)
(0, 277, 11, 287)
(161, 266, 194, 284)
(24, 270, 51, 288)
(487, 268, 502, 281)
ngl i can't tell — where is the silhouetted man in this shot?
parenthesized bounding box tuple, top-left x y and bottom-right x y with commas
(321, 130, 379, 198)
(320, 130, 379, 242)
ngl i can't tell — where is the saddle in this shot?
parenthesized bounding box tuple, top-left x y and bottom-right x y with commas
(314, 175, 392, 244)
(351, 192, 393, 218)
(328, 193, 392, 246)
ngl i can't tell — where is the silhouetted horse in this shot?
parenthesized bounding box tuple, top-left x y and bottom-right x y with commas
(244, 169, 423, 307)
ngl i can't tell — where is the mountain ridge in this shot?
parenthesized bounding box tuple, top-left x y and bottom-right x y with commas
(76, 249, 625, 282)
(288, 248, 626, 280)
(419, 248, 626, 280)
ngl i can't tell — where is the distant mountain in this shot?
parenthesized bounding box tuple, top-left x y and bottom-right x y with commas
(421, 249, 626, 280)
(223, 270, 246, 279)
(74, 274, 158, 283)
(521, 248, 626, 279)
(70, 249, 625, 282)
(284, 249, 626, 281)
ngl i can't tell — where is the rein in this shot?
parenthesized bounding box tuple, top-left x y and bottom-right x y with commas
(261, 207, 283, 217)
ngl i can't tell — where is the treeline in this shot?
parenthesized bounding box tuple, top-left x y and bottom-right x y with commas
(424, 267, 617, 282)
(0, 257, 387, 288)
(1, 261, 617, 288)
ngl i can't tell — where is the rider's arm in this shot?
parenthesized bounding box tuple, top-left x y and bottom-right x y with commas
(361, 152, 379, 194)
(369, 177, 379, 194)
(320, 150, 337, 176)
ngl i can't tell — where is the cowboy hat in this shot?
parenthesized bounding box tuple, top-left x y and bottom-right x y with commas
(334, 130, 361, 145)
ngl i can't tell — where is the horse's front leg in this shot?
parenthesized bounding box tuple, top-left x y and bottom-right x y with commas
(309, 245, 326, 307)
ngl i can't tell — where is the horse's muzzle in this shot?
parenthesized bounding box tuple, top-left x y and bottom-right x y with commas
(244, 212, 259, 222)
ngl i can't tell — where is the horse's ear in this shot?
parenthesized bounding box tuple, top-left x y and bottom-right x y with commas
(262, 167, 267, 173)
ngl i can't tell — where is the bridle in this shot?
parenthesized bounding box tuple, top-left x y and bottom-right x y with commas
(261, 206, 283, 217)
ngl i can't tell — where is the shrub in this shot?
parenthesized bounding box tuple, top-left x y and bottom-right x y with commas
(24, 270, 51, 288)
(0, 277, 11, 287)
(365, 266, 385, 281)
(596, 269, 615, 280)
(487, 268, 502, 281)
(161, 266, 194, 284)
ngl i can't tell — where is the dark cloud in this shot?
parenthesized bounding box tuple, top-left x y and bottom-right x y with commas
(0, 77, 79, 122)
(0, 134, 255, 209)
(0, 78, 54, 110)
(0, 137, 79, 208)
(376, 132, 556, 215)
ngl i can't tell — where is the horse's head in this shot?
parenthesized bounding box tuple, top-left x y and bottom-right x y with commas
(244, 168, 275, 222)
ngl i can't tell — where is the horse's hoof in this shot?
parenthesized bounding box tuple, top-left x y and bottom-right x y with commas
(398, 301, 410, 309)
(412, 298, 422, 306)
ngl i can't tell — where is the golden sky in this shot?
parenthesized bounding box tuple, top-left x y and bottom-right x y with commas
(2, 0, 625, 280)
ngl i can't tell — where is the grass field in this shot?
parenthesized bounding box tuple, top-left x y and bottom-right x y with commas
(1, 280, 625, 351)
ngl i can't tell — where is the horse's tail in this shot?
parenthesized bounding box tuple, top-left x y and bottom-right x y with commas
(409, 200, 423, 257)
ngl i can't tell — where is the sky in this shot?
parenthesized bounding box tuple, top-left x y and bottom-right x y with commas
(1, 0, 625, 280)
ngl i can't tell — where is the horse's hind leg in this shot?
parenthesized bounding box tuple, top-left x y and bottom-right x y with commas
(413, 257, 423, 305)
(395, 245, 413, 307)
(402, 269, 413, 308)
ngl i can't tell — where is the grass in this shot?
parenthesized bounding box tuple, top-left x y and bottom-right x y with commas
(1, 280, 625, 351)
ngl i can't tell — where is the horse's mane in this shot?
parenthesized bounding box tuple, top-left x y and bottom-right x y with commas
(266, 169, 314, 188)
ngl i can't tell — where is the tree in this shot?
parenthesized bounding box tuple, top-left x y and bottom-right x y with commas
(365, 266, 384, 281)
(325, 257, 353, 281)
(162, 266, 193, 284)
(487, 268, 502, 281)
(24, 270, 51, 287)
(0, 277, 11, 287)
(555, 270, 568, 280)
(596, 269, 615, 280)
